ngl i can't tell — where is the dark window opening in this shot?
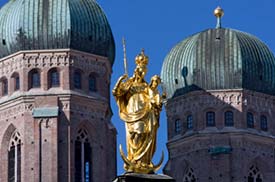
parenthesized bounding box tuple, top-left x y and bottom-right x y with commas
(30, 70, 40, 88)
(74, 71, 82, 89)
(84, 142, 92, 182)
(75, 129, 92, 182)
(17, 145, 21, 181)
(2, 79, 8, 96)
(75, 141, 82, 182)
(225, 111, 234, 126)
(8, 146, 15, 182)
(187, 115, 193, 130)
(49, 69, 60, 87)
(89, 75, 96, 92)
(175, 119, 181, 134)
(2, 39, 6, 45)
(206, 112, 215, 127)
(8, 132, 21, 182)
(15, 76, 20, 91)
(260, 115, 268, 131)
(247, 112, 254, 128)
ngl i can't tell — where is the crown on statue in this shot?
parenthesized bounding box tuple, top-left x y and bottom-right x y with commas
(135, 49, 148, 67)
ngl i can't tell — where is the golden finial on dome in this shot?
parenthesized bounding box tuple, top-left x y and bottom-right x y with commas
(214, 6, 224, 28)
(214, 6, 224, 18)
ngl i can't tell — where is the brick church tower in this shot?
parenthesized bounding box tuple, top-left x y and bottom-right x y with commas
(161, 7, 275, 182)
(0, 0, 116, 182)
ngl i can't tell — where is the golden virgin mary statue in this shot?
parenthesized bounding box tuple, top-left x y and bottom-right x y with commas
(112, 50, 164, 174)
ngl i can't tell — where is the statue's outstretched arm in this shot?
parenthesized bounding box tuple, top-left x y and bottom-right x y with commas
(112, 74, 128, 96)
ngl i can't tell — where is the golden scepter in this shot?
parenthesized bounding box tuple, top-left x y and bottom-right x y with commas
(122, 37, 128, 76)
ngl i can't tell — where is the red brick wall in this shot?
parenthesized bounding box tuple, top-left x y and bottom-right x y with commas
(0, 49, 116, 182)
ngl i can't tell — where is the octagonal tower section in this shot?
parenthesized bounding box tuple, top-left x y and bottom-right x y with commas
(0, 1, 116, 182)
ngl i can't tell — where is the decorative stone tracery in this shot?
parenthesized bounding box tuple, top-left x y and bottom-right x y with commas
(75, 128, 92, 182)
(8, 131, 21, 182)
(183, 168, 196, 182)
(248, 165, 263, 182)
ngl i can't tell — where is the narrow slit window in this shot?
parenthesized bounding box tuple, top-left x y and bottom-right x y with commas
(187, 115, 193, 130)
(75, 129, 92, 182)
(260, 115, 268, 131)
(175, 119, 181, 134)
(247, 112, 254, 128)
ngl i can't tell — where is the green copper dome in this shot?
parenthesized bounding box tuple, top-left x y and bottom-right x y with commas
(0, 0, 115, 64)
(161, 28, 275, 98)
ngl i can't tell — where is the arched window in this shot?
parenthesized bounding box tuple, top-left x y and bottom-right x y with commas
(183, 168, 197, 182)
(247, 112, 254, 128)
(206, 111, 215, 127)
(260, 115, 267, 131)
(248, 165, 262, 182)
(225, 111, 234, 126)
(75, 128, 92, 182)
(15, 76, 20, 91)
(89, 74, 96, 92)
(29, 69, 40, 88)
(74, 70, 82, 89)
(187, 115, 193, 130)
(48, 68, 60, 88)
(1, 77, 8, 96)
(175, 119, 181, 134)
(8, 131, 21, 182)
(12, 73, 20, 91)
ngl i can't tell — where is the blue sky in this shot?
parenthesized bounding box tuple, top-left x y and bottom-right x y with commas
(1, 0, 275, 176)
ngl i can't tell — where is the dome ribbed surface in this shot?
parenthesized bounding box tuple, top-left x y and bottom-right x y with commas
(0, 0, 115, 64)
(161, 28, 275, 98)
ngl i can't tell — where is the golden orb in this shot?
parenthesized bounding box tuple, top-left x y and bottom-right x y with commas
(214, 6, 224, 18)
